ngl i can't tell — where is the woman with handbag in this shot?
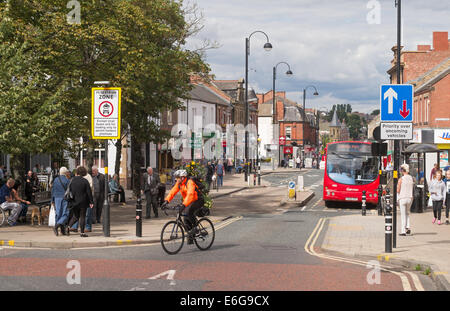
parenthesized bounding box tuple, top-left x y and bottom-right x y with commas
(51, 167, 70, 236)
(66, 166, 94, 237)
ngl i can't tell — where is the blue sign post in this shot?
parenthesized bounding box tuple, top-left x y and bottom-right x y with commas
(380, 84, 413, 122)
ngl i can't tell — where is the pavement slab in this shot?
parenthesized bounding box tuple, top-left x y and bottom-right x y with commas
(321, 208, 450, 290)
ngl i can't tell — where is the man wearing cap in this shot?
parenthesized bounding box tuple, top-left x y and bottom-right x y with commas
(397, 163, 414, 236)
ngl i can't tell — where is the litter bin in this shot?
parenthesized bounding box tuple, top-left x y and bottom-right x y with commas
(411, 185, 423, 213)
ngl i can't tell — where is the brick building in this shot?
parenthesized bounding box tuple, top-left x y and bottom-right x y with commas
(388, 31, 450, 179)
(257, 90, 319, 164)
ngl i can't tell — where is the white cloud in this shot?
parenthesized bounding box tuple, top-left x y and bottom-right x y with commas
(186, 0, 449, 112)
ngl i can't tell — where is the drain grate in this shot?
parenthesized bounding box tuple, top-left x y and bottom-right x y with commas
(260, 244, 297, 251)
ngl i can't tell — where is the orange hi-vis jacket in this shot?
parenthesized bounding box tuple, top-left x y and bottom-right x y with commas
(165, 178, 198, 207)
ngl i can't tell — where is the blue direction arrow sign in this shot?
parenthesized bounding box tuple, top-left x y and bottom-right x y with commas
(288, 181, 296, 189)
(380, 84, 413, 122)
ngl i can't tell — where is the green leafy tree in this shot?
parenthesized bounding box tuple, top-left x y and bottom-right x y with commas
(371, 109, 380, 116)
(326, 104, 351, 123)
(347, 114, 362, 140)
(0, 0, 210, 190)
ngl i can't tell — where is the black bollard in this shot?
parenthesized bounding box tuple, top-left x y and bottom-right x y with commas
(377, 185, 383, 216)
(136, 196, 142, 237)
(362, 190, 367, 216)
(258, 161, 261, 186)
(385, 188, 392, 253)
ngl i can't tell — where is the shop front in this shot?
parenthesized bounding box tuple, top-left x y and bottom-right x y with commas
(435, 129, 450, 168)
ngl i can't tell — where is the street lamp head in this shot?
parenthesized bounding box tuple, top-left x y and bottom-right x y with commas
(313, 91, 319, 96)
(263, 42, 273, 51)
(286, 70, 293, 76)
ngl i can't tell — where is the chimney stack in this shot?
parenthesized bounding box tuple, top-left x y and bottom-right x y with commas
(433, 31, 449, 51)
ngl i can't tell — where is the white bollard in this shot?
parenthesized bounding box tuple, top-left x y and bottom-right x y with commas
(297, 175, 304, 191)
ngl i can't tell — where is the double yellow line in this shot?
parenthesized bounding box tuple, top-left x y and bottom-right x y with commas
(0, 240, 14, 247)
(305, 218, 424, 291)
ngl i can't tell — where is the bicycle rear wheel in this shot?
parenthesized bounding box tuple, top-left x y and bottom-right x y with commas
(0, 209, 5, 226)
(161, 221, 185, 255)
(194, 218, 215, 251)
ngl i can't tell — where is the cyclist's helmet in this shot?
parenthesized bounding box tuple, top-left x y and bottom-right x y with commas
(174, 169, 188, 178)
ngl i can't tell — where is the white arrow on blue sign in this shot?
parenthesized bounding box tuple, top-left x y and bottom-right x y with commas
(380, 84, 413, 122)
(288, 181, 296, 189)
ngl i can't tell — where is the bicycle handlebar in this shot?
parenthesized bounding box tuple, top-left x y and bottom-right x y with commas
(160, 203, 185, 216)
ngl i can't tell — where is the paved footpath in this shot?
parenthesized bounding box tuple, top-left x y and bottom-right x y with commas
(0, 170, 313, 250)
(321, 208, 450, 290)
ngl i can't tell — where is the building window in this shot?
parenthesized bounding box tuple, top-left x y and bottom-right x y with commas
(286, 126, 291, 139)
(202, 106, 207, 126)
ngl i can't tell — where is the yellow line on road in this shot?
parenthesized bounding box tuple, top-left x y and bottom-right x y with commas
(305, 218, 414, 291)
(405, 271, 425, 291)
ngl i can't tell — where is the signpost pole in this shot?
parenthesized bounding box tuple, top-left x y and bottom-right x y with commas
(393, 0, 402, 248)
(103, 140, 110, 237)
(92, 81, 120, 238)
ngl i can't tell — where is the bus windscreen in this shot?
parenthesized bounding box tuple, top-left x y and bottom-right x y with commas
(326, 143, 378, 185)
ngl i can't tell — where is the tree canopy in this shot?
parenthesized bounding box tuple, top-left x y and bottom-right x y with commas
(326, 104, 352, 123)
(0, 0, 209, 180)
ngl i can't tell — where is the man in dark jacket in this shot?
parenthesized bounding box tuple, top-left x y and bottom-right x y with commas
(66, 166, 93, 237)
(141, 167, 160, 219)
(24, 170, 37, 203)
(91, 166, 105, 224)
(206, 161, 214, 191)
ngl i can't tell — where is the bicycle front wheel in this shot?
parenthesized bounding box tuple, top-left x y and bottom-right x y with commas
(161, 221, 185, 255)
(194, 218, 215, 251)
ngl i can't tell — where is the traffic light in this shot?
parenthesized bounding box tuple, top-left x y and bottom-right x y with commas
(371, 142, 387, 156)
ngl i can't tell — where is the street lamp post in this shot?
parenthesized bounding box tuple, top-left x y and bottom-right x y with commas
(302, 86, 319, 165)
(245, 30, 272, 182)
(273, 62, 293, 169)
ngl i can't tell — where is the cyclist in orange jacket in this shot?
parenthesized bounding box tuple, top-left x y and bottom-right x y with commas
(163, 170, 204, 244)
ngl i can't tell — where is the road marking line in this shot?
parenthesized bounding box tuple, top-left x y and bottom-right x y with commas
(405, 271, 424, 291)
(214, 216, 242, 231)
(311, 199, 322, 209)
(303, 218, 324, 256)
(305, 218, 414, 291)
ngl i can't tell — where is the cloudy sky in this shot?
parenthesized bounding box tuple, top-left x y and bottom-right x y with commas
(186, 0, 449, 113)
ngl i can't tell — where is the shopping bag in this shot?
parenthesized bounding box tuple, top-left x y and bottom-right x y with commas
(48, 205, 56, 227)
(427, 197, 433, 208)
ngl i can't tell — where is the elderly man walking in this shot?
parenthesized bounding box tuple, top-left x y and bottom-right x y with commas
(91, 166, 105, 224)
(142, 167, 160, 219)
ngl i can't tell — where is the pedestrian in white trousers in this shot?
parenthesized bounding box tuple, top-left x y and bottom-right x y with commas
(397, 164, 414, 236)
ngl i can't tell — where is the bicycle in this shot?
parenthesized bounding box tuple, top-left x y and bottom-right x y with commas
(0, 207, 6, 226)
(160, 202, 215, 255)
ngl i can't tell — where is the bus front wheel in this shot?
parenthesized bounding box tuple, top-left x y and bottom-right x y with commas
(325, 200, 335, 208)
